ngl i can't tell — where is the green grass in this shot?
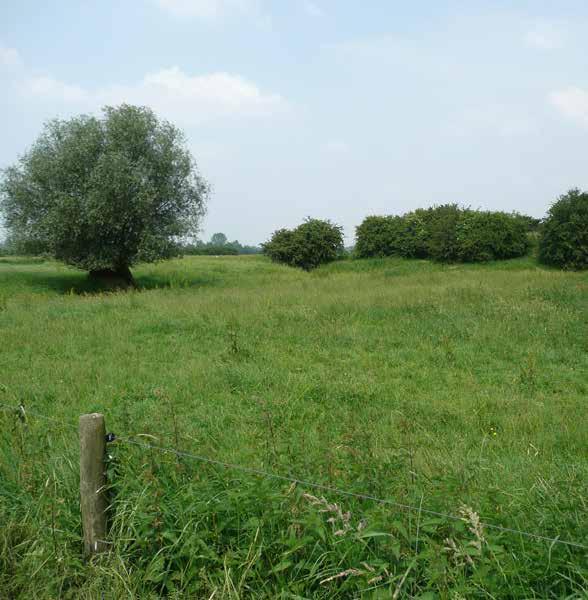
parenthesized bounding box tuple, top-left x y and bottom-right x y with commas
(1, 254, 587, 598)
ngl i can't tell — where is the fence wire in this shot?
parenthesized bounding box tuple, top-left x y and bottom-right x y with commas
(1, 401, 587, 551)
(0, 401, 78, 430)
(118, 437, 588, 551)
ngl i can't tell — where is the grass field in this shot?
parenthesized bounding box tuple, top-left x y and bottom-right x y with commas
(1, 254, 587, 598)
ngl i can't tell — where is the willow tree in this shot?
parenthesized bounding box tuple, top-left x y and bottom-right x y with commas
(0, 104, 208, 286)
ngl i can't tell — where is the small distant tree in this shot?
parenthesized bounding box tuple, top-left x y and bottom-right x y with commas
(210, 232, 228, 246)
(263, 218, 344, 270)
(0, 104, 208, 286)
(539, 189, 588, 270)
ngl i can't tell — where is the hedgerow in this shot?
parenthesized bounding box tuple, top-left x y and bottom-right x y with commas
(356, 206, 530, 263)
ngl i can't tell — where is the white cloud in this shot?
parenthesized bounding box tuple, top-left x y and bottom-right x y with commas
(524, 21, 565, 49)
(22, 66, 286, 123)
(550, 87, 588, 126)
(0, 45, 21, 68)
(156, 0, 262, 20)
(24, 76, 87, 102)
(303, 1, 323, 18)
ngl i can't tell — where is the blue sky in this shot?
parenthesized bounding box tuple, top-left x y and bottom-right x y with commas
(1, 1, 588, 245)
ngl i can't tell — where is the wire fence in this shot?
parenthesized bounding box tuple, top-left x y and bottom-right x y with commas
(1, 401, 587, 551)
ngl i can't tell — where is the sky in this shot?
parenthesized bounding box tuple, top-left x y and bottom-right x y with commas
(1, 1, 588, 245)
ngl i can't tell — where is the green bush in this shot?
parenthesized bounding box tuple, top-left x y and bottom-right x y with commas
(456, 211, 530, 262)
(539, 189, 588, 270)
(356, 205, 531, 263)
(263, 219, 344, 270)
(399, 209, 433, 258)
(262, 228, 297, 265)
(355, 211, 433, 259)
(425, 204, 465, 262)
(354, 216, 399, 258)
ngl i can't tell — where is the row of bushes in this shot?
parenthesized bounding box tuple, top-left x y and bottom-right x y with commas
(263, 190, 588, 271)
(355, 206, 531, 262)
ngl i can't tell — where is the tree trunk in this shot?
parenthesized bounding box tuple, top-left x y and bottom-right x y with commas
(88, 266, 136, 289)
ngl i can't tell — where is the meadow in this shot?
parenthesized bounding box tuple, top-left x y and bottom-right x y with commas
(0, 254, 587, 598)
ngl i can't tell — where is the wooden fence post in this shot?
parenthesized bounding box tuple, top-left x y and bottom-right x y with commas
(79, 413, 108, 556)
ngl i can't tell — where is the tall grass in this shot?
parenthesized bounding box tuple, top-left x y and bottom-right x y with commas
(0, 255, 587, 597)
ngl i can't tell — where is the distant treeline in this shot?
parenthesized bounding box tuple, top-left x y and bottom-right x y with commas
(178, 233, 261, 256)
(0, 235, 48, 257)
(0, 232, 262, 258)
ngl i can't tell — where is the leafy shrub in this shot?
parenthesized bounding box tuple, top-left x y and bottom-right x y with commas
(456, 211, 530, 262)
(425, 204, 466, 262)
(399, 209, 433, 258)
(263, 219, 344, 270)
(355, 216, 399, 258)
(356, 205, 530, 263)
(539, 189, 588, 270)
(355, 211, 433, 259)
(262, 228, 297, 265)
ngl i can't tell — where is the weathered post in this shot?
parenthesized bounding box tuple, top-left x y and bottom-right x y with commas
(79, 413, 108, 556)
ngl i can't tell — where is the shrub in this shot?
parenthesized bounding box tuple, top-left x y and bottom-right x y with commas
(539, 189, 588, 270)
(355, 216, 400, 258)
(401, 209, 435, 258)
(355, 212, 433, 259)
(425, 204, 465, 262)
(263, 219, 344, 270)
(262, 228, 297, 265)
(355, 205, 531, 263)
(456, 211, 530, 262)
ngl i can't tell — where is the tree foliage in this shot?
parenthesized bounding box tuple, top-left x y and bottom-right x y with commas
(263, 218, 344, 270)
(539, 188, 588, 270)
(210, 232, 228, 247)
(0, 104, 208, 281)
(356, 206, 530, 263)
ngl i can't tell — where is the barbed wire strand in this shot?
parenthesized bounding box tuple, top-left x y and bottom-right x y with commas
(1, 401, 585, 471)
(119, 437, 588, 551)
(0, 402, 78, 430)
(1, 402, 587, 550)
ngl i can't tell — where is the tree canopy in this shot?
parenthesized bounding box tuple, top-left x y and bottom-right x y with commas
(0, 104, 208, 284)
